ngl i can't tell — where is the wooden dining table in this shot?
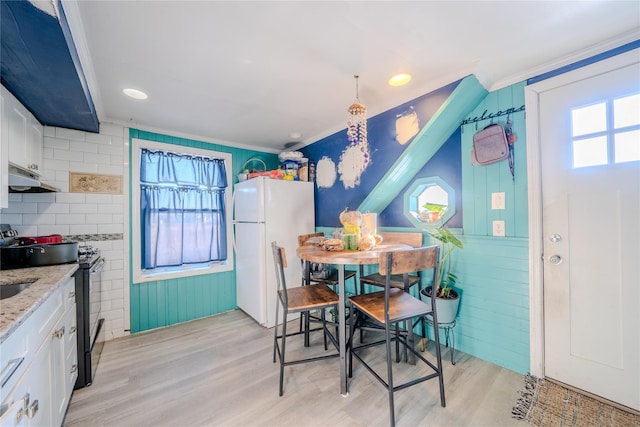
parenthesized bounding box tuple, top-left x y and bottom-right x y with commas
(296, 242, 413, 396)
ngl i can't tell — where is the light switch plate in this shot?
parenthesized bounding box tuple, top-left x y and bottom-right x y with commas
(491, 192, 506, 210)
(493, 220, 506, 237)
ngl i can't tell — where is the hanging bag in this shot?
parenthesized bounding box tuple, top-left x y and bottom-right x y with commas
(472, 123, 509, 165)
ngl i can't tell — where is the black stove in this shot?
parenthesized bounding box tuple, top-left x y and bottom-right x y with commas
(78, 245, 101, 268)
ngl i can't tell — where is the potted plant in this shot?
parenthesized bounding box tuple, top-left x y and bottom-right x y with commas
(421, 226, 464, 324)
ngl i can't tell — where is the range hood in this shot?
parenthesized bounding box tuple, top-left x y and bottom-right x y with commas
(8, 164, 59, 193)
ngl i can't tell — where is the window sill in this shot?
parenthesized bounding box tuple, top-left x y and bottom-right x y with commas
(133, 261, 232, 284)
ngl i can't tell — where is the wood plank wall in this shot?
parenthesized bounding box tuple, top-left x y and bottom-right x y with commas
(128, 129, 278, 333)
(452, 82, 530, 373)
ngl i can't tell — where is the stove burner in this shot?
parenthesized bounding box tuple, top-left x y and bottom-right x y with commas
(78, 245, 100, 256)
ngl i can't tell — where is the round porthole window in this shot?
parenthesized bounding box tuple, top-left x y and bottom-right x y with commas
(403, 176, 455, 229)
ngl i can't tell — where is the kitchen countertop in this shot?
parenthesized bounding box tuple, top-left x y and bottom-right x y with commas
(0, 264, 78, 344)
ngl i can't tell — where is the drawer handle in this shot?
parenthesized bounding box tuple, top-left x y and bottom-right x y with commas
(52, 326, 65, 339)
(0, 357, 24, 387)
(70, 364, 77, 374)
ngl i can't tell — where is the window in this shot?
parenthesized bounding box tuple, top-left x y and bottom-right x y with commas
(132, 139, 233, 283)
(571, 93, 640, 168)
(403, 176, 456, 229)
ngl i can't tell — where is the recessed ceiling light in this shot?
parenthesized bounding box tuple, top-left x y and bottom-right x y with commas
(289, 132, 302, 140)
(123, 88, 148, 100)
(388, 73, 412, 87)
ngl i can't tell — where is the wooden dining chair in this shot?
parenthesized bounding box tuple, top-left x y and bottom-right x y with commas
(271, 242, 340, 396)
(358, 231, 423, 294)
(358, 231, 424, 343)
(348, 245, 445, 427)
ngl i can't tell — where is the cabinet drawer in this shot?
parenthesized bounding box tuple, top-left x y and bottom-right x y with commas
(1, 287, 62, 395)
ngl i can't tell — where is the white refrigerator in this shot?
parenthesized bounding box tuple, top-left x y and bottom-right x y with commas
(233, 177, 315, 328)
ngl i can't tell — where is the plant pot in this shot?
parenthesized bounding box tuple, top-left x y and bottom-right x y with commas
(421, 287, 460, 325)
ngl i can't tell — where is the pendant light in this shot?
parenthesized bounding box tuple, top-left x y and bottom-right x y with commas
(347, 75, 368, 146)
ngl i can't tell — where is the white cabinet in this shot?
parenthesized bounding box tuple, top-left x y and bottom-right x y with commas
(0, 85, 43, 173)
(50, 279, 77, 426)
(0, 277, 77, 427)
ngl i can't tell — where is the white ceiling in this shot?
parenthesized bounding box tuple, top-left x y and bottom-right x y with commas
(63, 1, 640, 152)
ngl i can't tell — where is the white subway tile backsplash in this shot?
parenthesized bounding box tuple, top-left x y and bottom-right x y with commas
(84, 132, 112, 144)
(36, 225, 69, 235)
(98, 144, 124, 156)
(69, 224, 98, 235)
(87, 214, 112, 224)
(8, 123, 128, 343)
(68, 161, 97, 173)
(99, 123, 124, 137)
(43, 136, 70, 150)
(44, 158, 70, 171)
(85, 193, 115, 204)
(74, 204, 98, 214)
(54, 149, 84, 162)
(38, 203, 70, 214)
(109, 136, 124, 148)
(83, 152, 111, 165)
(23, 193, 55, 203)
(98, 223, 123, 234)
(70, 140, 98, 153)
(55, 192, 86, 204)
(0, 213, 23, 224)
(55, 127, 86, 141)
(54, 170, 70, 181)
(97, 164, 124, 175)
(23, 213, 56, 225)
(110, 155, 124, 166)
(1, 202, 37, 214)
(56, 214, 86, 224)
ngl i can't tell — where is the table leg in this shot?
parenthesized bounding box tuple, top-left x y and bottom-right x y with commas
(338, 265, 347, 396)
(303, 260, 311, 347)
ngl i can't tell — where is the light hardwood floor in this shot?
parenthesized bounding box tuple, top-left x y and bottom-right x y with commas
(64, 310, 526, 427)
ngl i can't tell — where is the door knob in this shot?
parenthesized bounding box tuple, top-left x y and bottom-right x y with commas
(549, 255, 562, 265)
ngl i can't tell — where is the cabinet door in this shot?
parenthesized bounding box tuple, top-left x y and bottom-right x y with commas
(1, 86, 42, 173)
(0, 340, 53, 427)
(4, 90, 28, 169)
(25, 117, 42, 173)
(50, 311, 71, 427)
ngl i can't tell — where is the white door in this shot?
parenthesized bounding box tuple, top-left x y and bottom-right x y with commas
(538, 56, 640, 410)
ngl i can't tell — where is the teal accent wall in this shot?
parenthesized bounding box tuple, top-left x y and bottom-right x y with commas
(129, 128, 278, 333)
(455, 82, 530, 373)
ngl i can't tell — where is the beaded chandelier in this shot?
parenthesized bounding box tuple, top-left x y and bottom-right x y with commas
(347, 75, 367, 146)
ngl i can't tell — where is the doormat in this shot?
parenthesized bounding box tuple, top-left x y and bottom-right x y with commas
(512, 375, 640, 426)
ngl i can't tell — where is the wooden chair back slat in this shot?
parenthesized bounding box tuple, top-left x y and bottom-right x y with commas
(378, 245, 439, 276)
(378, 231, 423, 248)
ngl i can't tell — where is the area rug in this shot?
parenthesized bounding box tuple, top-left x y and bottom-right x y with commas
(512, 375, 640, 426)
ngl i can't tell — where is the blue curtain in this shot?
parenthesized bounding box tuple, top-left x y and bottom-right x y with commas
(140, 149, 228, 269)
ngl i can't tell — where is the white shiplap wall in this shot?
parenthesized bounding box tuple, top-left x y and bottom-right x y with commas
(3, 123, 130, 340)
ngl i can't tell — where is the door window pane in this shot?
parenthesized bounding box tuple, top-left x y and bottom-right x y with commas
(572, 103, 606, 137)
(614, 94, 640, 128)
(614, 130, 640, 163)
(573, 136, 608, 168)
